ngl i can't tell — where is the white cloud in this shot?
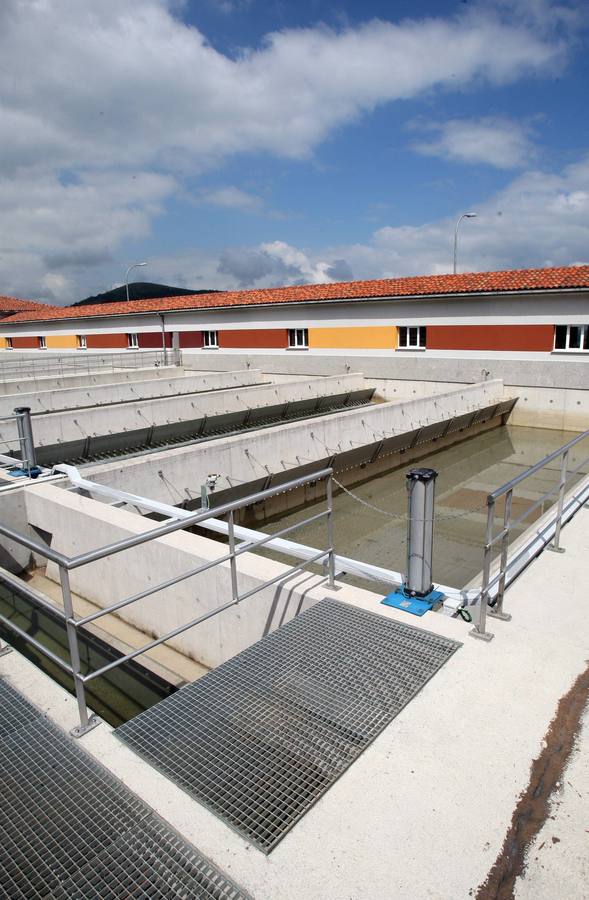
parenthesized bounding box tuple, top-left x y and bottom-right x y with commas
(0, 0, 577, 301)
(149, 153, 589, 289)
(411, 117, 536, 169)
(199, 186, 264, 213)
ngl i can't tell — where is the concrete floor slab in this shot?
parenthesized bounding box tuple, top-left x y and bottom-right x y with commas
(1, 505, 588, 899)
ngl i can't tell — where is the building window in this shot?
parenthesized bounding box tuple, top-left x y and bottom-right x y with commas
(127, 333, 139, 349)
(38, 336, 47, 349)
(5, 337, 13, 349)
(398, 326, 426, 349)
(77, 335, 87, 350)
(554, 324, 589, 351)
(288, 328, 309, 349)
(202, 330, 219, 348)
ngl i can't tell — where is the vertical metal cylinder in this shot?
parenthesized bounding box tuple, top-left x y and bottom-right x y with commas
(405, 468, 437, 596)
(13, 407, 36, 470)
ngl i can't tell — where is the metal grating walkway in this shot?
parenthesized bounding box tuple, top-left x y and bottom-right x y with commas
(0, 677, 249, 899)
(117, 598, 461, 853)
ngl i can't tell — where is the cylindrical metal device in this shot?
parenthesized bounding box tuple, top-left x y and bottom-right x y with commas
(405, 467, 438, 597)
(13, 407, 36, 470)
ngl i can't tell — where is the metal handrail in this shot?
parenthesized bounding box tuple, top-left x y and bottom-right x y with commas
(0, 467, 336, 736)
(488, 430, 589, 499)
(0, 349, 181, 386)
(471, 428, 589, 641)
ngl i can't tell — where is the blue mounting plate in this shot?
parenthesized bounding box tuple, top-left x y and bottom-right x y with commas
(381, 589, 444, 617)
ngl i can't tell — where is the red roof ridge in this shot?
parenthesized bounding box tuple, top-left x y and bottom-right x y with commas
(2, 264, 589, 324)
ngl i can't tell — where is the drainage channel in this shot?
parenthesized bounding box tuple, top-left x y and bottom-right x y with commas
(0, 576, 176, 726)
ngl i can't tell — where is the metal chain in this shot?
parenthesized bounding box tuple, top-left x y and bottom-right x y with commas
(332, 477, 487, 521)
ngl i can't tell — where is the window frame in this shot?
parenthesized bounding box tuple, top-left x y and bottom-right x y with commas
(553, 324, 589, 352)
(397, 325, 426, 350)
(5, 337, 13, 350)
(127, 332, 139, 349)
(38, 336, 47, 350)
(288, 328, 309, 350)
(202, 330, 219, 349)
(77, 334, 87, 350)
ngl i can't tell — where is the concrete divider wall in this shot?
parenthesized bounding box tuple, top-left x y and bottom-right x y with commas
(183, 352, 588, 430)
(370, 379, 588, 432)
(0, 373, 366, 449)
(0, 368, 266, 419)
(181, 349, 588, 388)
(86, 380, 505, 504)
(0, 365, 181, 397)
(23, 483, 335, 669)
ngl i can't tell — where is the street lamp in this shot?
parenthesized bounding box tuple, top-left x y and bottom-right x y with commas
(125, 262, 147, 303)
(453, 214, 476, 275)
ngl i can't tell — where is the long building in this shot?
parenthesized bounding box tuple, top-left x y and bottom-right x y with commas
(0, 264, 588, 358)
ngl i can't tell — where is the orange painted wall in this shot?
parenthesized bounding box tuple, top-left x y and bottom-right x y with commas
(45, 334, 78, 349)
(11, 336, 39, 349)
(219, 329, 288, 349)
(427, 325, 554, 352)
(86, 333, 128, 349)
(309, 326, 397, 349)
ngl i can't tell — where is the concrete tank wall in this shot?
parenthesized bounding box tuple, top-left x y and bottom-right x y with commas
(182, 352, 588, 431)
(0, 365, 181, 397)
(23, 484, 337, 669)
(0, 368, 265, 418)
(181, 349, 588, 389)
(0, 373, 366, 450)
(84, 380, 505, 504)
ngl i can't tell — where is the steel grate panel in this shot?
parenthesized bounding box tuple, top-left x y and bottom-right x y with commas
(52, 818, 247, 900)
(0, 676, 43, 737)
(0, 678, 250, 900)
(117, 599, 460, 853)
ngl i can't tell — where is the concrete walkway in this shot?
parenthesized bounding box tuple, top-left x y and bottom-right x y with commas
(1, 505, 588, 899)
(514, 704, 589, 899)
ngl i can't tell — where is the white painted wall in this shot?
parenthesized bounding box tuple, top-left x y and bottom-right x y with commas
(1, 289, 588, 338)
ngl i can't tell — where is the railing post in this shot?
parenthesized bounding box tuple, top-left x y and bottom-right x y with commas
(58, 565, 99, 737)
(549, 449, 568, 553)
(325, 473, 338, 590)
(470, 497, 495, 641)
(227, 511, 240, 604)
(13, 407, 37, 472)
(489, 489, 513, 621)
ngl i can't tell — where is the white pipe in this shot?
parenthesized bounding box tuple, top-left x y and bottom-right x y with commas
(48, 464, 589, 613)
(53, 463, 473, 599)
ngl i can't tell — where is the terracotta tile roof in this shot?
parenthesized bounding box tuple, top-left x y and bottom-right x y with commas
(2, 265, 589, 324)
(0, 295, 51, 315)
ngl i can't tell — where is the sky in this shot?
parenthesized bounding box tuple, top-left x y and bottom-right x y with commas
(0, 0, 588, 304)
